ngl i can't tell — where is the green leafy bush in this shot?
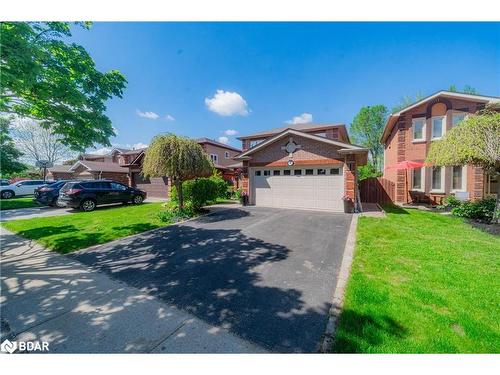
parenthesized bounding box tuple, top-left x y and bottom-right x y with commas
(157, 202, 195, 223)
(451, 196, 496, 223)
(437, 194, 463, 210)
(170, 177, 219, 209)
(357, 163, 382, 181)
(209, 174, 231, 199)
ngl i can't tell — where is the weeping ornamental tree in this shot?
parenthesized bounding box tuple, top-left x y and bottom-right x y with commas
(426, 109, 500, 220)
(142, 134, 212, 209)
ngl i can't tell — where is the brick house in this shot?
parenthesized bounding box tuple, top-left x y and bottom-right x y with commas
(48, 140, 242, 198)
(381, 91, 499, 204)
(233, 124, 368, 211)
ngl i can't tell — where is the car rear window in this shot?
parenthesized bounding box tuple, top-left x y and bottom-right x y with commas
(61, 182, 81, 191)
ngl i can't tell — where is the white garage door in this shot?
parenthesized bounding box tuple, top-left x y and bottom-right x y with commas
(251, 166, 344, 211)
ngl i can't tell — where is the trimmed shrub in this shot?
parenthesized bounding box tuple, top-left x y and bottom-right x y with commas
(170, 177, 219, 209)
(209, 174, 231, 199)
(451, 196, 496, 223)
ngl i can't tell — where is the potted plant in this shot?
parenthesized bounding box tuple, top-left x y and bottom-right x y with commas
(240, 191, 249, 206)
(342, 195, 354, 213)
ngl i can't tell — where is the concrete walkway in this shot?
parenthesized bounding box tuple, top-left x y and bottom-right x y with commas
(0, 227, 264, 353)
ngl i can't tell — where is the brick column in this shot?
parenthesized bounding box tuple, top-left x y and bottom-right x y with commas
(241, 161, 250, 195)
(344, 155, 356, 201)
(473, 167, 484, 200)
(396, 117, 408, 203)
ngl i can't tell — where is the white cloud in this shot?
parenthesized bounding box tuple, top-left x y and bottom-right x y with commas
(165, 114, 175, 122)
(132, 142, 149, 150)
(136, 110, 160, 120)
(223, 129, 238, 136)
(218, 136, 229, 144)
(205, 90, 249, 117)
(286, 113, 313, 125)
(92, 147, 113, 155)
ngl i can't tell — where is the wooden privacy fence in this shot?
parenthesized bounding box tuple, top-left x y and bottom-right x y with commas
(359, 177, 395, 204)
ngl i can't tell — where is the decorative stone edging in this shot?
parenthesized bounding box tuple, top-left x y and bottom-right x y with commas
(319, 213, 359, 353)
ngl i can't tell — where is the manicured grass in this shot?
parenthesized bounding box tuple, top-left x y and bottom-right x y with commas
(332, 206, 500, 353)
(2, 202, 172, 254)
(0, 197, 40, 210)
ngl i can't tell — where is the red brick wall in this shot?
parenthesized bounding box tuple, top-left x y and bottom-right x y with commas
(249, 134, 345, 166)
(98, 172, 130, 185)
(344, 155, 356, 200)
(384, 96, 488, 203)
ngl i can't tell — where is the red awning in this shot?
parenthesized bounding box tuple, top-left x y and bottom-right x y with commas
(385, 160, 426, 171)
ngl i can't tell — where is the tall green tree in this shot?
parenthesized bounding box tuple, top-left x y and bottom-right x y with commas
(448, 84, 477, 94)
(392, 92, 425, 113)
(0, 22, 127, 151)
(350, 105, 388, 172)
(0, 117, 26, 176)
(426, 109, 500, 220)
(142, 134, 212, 209)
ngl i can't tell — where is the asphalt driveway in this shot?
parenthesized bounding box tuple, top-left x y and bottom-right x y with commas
(70, 206, 352, 352)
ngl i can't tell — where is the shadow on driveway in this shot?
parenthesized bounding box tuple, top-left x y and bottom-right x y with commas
(71, 207, 351, 352)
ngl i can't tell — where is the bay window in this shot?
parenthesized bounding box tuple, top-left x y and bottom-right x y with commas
(411, 168, 424, 191)
(431, 116, 445, 139)
(431, 166, 444, 192)
(452, 113, 466, 127)
(452, 165, 466, 191)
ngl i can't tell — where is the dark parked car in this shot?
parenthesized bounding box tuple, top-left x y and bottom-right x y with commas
(34, 180, 72, 207)
(57, 180, 146, 212)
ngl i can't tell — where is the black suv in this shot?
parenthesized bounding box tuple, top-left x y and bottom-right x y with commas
(34, 180, 72, 207)
(58, 180, 147, 212)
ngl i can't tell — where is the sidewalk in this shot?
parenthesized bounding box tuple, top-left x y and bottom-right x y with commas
(0, 227, 264, 353)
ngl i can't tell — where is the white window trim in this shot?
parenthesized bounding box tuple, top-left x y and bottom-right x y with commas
(412, 117, 426, 143)
(430, 166, 445, 193)
(431, 116, 446, 140)
(224, 151, 230, 158)
(451, 165, 467, 193)
(210, 154, 218, 163)
(410, 168, 425, 192)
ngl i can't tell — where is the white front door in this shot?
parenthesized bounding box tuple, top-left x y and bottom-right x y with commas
(250, 166, 344, 211)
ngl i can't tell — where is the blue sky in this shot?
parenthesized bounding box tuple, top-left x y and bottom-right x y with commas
(70, 22, 500, 152)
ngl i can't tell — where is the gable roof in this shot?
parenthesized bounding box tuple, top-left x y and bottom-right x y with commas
(196, 138, 242, 152)
(69, 160, 129, 174)
(48, 165, 71, 173)
(234, 128, 367, 160)
(381, 90, 500, 143)
(238, 123, 346, 140)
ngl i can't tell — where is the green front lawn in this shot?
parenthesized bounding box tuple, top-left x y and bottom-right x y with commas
(332, 206, 500, 353)
(2, 202, 173, 254)
(0, 197, 40, 210)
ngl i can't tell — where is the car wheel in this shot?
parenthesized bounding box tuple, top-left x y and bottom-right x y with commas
(80, 199, 96, 212)
(132, 195, 144, 204)
(1, 190, 14, 199)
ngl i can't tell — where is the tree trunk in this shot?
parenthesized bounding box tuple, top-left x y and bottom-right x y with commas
(174, 179, 184, 209)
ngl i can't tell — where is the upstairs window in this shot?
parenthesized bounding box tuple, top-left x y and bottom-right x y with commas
(224, 151, 230, 158)
(431, 116, 445, 140)
(452, 113, 467, 127)
(412, 118, 426, 142)
(210, 154, 218, 163)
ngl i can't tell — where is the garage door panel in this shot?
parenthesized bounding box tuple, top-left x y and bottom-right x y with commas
(251, 167, 344, 211)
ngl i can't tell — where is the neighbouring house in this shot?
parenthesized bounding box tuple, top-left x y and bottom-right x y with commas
(48, 140, 242, 198)
(233, 123, 368, 212)
(381, 90, 500, 205)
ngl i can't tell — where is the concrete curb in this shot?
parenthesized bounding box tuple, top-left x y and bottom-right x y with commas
(319, 213, 359, 353)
